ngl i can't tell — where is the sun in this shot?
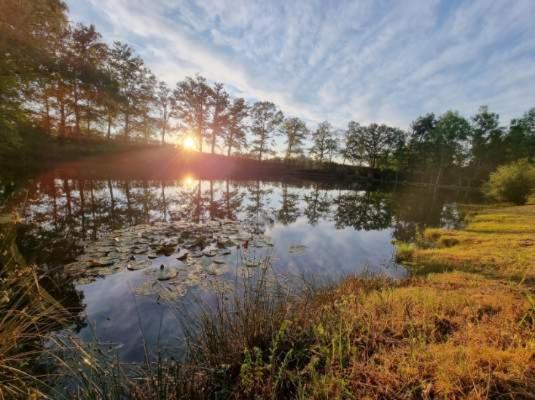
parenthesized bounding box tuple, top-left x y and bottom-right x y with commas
(183, 136, 196, 151)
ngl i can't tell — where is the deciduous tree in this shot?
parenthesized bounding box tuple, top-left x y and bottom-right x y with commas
(249, 101, 283, 160)
(282, 117, 308, 159)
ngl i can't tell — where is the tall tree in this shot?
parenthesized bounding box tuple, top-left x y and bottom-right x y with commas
(470, 106, 504, 177)
(310, 121, 333, 162)
(138, 69, 157, 143)
(69, 24, 107, 136)
(249, 101, 284, 160)
(343, 122, 402, 168)
(325, 135, 339, 162)
(173, 75, 212, 152)
(505, 108, 535, 162)
(101, 49, 121, 140)
(208, 82, 230, 154)
(224, 98, 249, 156)
(0, 0, 67, 151)
(282, 117, 308, 159)
(408, 111, 471, 185)
(109, 42, 145, 142)
(156, 81, 172, 145)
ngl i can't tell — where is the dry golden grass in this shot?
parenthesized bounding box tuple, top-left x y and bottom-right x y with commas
(288, 272, 534, 399)
(401, 203, 535, 283)
(211, 202, 535, 399)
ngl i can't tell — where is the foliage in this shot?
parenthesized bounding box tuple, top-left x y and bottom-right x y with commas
(342, 121, 405, 168)
(281, 117, 308, 159)
(249, 101, 284, 160)
(223, 98, 249, 156)
(1, 0, 534, 183)
(506, 108, 535, 162)
(484, 159, 535, 204)
(470, 106, 505, 176)
(207, 82, 230, 154)
(309, 121, 335, 162)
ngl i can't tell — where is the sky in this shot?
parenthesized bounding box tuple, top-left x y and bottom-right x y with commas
(66, 0, 535, 130)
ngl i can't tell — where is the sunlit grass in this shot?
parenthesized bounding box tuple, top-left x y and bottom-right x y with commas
(399, 202, 535, 282)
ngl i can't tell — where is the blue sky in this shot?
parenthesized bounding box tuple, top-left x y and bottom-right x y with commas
(66, 0, 535, 130)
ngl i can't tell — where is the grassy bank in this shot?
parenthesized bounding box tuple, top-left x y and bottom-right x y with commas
(164, 201, 534, 399)
(397, 202, 535, 283)
(1, 202, 534, 399)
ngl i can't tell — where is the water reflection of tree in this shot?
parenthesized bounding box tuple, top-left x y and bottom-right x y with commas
(334, 191, 392, 230)
(303, 186, 331, 225)
(245, 180, 274, 233)
(205, 181, 225, 220)
(277, 184, 300, 225)
(390, 187, 470, 242)
(157, 181, 168, 222)
(222, 180, 244, 220)
(172, 180, 205, 222)
(2, 186, 86, 332)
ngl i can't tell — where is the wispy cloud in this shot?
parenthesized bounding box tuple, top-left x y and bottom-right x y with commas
(67, 0, 535, 129)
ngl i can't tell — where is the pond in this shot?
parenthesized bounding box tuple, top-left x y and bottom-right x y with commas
(0, 162, 473, 362)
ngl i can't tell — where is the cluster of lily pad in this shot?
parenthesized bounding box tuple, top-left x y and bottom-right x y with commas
(64, 219, 274, 300)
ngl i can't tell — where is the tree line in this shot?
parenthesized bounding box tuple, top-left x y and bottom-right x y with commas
(1, 0, 534, 184)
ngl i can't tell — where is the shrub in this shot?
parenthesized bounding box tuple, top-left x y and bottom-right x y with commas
(484, 159, 535, 205)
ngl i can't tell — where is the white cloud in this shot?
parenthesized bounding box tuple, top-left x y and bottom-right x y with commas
(67, 0, 535, 131)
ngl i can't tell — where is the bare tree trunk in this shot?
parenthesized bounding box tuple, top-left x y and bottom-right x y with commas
(124, 113, 130, 142)
(211, 129, 217, 154)
(107, 114, 112, 140)
(59, 98, 66, 138)
(44, 97, 51, 136)
(198, 128, 203, 152)
(86, 99, 91, 133)
(63, 179, 72, 218)
(73, 80, 81, 137)
(108, 180, 115, 226)
(160, 181, 167, 222)
(79, 180, 86, 240)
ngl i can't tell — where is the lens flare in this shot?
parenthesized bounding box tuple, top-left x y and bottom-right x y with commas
(183, 136, 196, 151)
(181, 174, 196, 189)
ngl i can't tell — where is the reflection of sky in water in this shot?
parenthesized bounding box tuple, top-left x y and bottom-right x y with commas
(8, 177, 471, 362)
(80, 272, 183, 361)
(268, 216, 403, 283)
(77, 209, 404, 361)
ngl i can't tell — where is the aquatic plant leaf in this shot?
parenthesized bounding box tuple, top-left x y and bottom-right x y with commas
(176, 249, 189, 260)
(157, 266, 178, 281)
(288, 244, 307, 255)
(126, 260, 149, 271)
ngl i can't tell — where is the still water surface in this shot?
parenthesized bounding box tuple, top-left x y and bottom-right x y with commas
(1, 169, 471, 361)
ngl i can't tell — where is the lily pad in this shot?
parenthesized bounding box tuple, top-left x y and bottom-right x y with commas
(288, 244, 307, 255)
(127, 260, 149, 271)
(244, 259, 261, 268)
(205, 263, 229, 276)
(157, 266, 178, 281)
(176, 249, 189, 260)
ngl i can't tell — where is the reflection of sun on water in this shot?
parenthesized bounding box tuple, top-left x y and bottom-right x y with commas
(181, 174, 196, 190)
(183, 136, 196, 151)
